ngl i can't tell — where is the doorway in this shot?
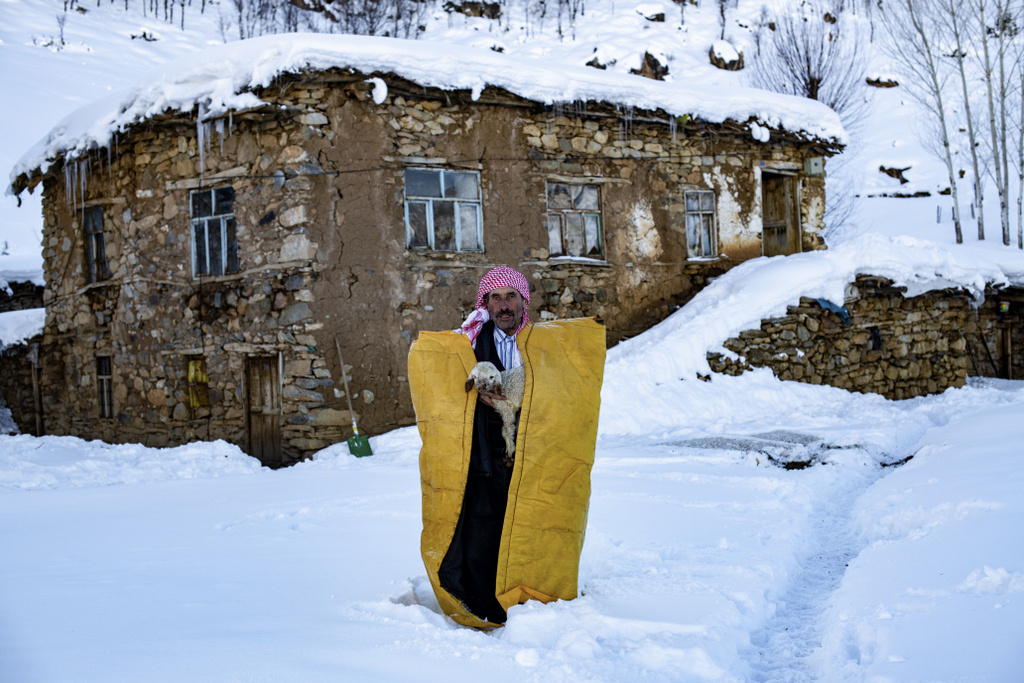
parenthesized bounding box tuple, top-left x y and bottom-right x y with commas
(245, 355, 282, 468)
(761, 172, 801, 257)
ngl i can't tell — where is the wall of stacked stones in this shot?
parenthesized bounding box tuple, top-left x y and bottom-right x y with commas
(0, 281, 45, 312)
(0, 344, 38, 434)
(31, 70, 829, 460)
(707, 277, 969, 399)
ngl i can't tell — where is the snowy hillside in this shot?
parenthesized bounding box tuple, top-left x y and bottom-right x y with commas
(3, 0, 1024, 279)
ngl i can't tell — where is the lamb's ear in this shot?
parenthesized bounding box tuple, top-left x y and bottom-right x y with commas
(465, 376, 476, 393)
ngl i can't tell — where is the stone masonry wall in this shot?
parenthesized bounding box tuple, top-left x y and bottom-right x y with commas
(707, 276, 969, 399)
(0, 280, 45, 312)
(0, 344, 39, 435)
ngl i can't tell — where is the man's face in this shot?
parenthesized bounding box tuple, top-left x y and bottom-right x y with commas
(485, 286, 524, 335)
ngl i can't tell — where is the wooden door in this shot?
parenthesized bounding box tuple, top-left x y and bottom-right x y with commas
(762, 172, 801, 256)
(245, 355, 282, 468)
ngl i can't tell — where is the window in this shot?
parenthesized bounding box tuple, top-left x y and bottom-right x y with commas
(188, 358, 210, 411)
(685, 190, 717, 258)
(546, 183, 602, 258)
(190, 186, 239, 277)
(97, 356, 114, 419)
(404, 168, 482, 251)
(83, 206, 111, 283)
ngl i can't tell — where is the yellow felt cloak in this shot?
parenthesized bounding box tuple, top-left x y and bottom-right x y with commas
(407, 318, 606, 628)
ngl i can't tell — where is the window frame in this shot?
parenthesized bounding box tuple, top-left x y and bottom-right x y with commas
(545, 182, 604, 259)
(684, 190, 718, 258)
(188, 357, 211, 417)
(190, 186, 239, 278)
(83, 205, 111, 283)
(97, 355, 114, 420)
(403, 168, 483, 252)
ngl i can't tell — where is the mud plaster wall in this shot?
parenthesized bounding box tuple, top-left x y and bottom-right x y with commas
(28, 70, 830, 462)
(707, 276, 969, 399)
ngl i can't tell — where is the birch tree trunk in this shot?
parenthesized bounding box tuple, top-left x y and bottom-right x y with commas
(945, 0, 985, 240)
(977, 0, 1012, 245)
(882, 0, 963, 243)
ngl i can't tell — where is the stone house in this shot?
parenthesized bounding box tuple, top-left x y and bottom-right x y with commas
(6, 35, 842, 466)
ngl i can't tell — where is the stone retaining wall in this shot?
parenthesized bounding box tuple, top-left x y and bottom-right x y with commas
(707, 276, 969, 399)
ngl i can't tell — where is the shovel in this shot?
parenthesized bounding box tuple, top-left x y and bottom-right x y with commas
(335, 337, 373, 457)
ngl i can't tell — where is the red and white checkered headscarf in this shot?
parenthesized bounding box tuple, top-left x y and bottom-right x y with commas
(459, 266, 531, 344)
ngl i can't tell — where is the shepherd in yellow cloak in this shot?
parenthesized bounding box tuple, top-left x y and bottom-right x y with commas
(408, 266, 605, 628)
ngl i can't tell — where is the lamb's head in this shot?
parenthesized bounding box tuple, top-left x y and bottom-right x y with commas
(465, 361, 502, 394)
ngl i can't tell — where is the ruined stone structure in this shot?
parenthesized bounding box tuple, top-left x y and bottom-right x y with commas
(0, 279, 44, 313)
(966, 286, 1023, 380)
(707, 276, 972, 399)
(0, 341, 39, 435)
(8, 47, 838, 466)
(0, 279, 44, 434)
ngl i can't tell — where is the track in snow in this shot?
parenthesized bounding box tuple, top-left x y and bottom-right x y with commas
(744, 445, 888, 682)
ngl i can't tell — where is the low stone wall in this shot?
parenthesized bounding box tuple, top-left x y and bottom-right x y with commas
(0, 343, 40, 435)
(707, 276, 969, 399)
(0, 280, 44, 312)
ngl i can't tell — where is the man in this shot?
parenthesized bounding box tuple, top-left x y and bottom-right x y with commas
(438, 266, 531, 623)
(408, 266, 605, 628)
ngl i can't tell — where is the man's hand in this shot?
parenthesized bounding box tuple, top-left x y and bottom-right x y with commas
(478, 388, 506, 409)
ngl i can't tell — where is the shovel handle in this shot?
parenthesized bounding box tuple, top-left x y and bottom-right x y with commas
(335, 337, 359, 432)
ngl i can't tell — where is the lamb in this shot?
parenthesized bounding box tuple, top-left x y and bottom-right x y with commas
(465, 361, 526, 467)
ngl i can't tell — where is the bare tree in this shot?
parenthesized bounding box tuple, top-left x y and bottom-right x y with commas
(976, 0, 1014, 245)
(750, 1, 871, 232)
(56, 11, 68, 46)
(750, 2, 870, 126)
(750, 4, 771, 58)
(880, 0, 964, 243)
(288, 0, 429, 38)
(1018, 60, 1024, 247)
(716, 0, 736, 40)
(941, 0, 986, 240)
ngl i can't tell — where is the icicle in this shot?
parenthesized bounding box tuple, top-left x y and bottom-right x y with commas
(64, 161, 74, 212)
(669, 114, 677, 141)
(197, 101, 210, 184)
(618, 106, 635, 142)
(216, 118, 226, 155)
(79, 158, 89, 225)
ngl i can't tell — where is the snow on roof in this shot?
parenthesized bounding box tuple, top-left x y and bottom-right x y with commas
(9, 33, 845, 192)
(0, 307, 44, 350)
(0, 267, 44, 292)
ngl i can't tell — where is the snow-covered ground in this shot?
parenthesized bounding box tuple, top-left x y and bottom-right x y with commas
(3, 2, 1024, 680)
(3, 372, 1023, 681)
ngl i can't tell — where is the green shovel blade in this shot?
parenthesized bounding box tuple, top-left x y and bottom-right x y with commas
(347, 434, 373, 457)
